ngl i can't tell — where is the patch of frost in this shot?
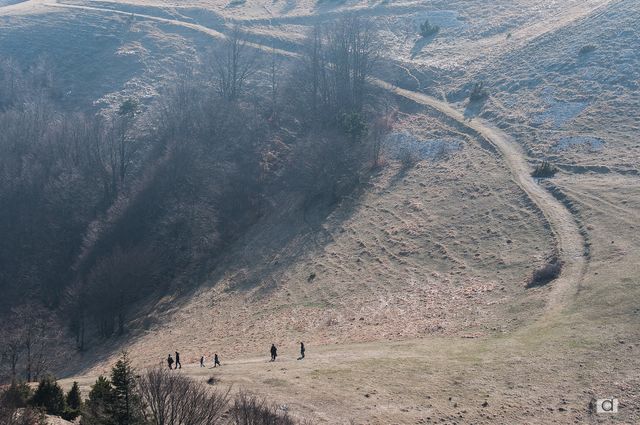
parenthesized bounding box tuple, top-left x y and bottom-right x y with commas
(553, 136, 604, 152)
(532, 101, 587, 128)
(384, 131, 462, 160)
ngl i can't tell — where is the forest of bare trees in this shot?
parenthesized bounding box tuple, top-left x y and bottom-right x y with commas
(0, 16, 391, 382)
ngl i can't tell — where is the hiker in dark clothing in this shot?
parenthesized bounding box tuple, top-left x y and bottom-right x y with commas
(175, 351, 181, 369)
(214, 353, 221, 367)
(200, 356, 205, 367)
(270, 344, 277, 362)
(167, 354, 174, 370)
(298, 342, 305, 360)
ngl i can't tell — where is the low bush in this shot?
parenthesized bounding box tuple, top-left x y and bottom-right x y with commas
(138, 368, 229, 425)
(531, 161, 557, 178)
(340, 111, 368, 143)
(399, 147, 419, 170)
(0, 405, 45, 425)
(1, 382, 33, 408)
(230, 392, 295, 425)
(420, 19, 440, 38)
(469, 81, 488, 102)
(527, 259, 562, 288)
(579, 45, 597, 55)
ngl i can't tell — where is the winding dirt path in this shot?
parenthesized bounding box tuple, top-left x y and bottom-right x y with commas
(0, 0, 47, 16)
(373, 81, 587, 313)
(43, 1, 298, 57)
(39, 0, 586, 313)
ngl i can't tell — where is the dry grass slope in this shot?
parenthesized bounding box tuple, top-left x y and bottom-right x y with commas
(2, 0, 638, 423)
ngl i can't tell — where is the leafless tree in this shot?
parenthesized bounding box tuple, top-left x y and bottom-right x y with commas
(0, 327, 22, 383)
(102, 98, 141, 197)
(0, 306, 54, 383)
(65, 281, 88, 351)
(115, 98, 140, 185)
(84, 246, 161, 337)
(325, 15, 378, 114)
(294, 24, 327, 122)
(268, 46, 281, 123)
(230, 391, 295, 425)
(293, 16, 379, 125)
(138, 368, 229, 425)
(213, 26, 257, 101)
(20, 308, 46, 382)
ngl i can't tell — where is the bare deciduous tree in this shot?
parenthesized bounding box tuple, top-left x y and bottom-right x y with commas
(138, 368, 229, 425)
(115, 98, 141, 186)
(102, 98, 141, 197)
(213, 26, 257, 101)
(268, 46, 281, 123)
(20, 308, 47, 383)
(294, 15, 379, 124)
(0, 327, 22, 383)
(230, 391, 295, 425)
(326, 15, 379, 115)
(0, 306, 55, 383)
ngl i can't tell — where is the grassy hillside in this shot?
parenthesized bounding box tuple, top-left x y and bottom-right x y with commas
(94, 107, 552, 362)
(1, 0, 639, 423)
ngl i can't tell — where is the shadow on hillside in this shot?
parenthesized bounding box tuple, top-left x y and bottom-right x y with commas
(223, 187, 365, 299)
(386, 162, 416, 189)
(411, 35, 436, 59)
(464, 98, 486, 120)
(59, 177, 368, 379)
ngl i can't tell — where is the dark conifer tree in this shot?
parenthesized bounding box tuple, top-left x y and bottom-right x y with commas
(81, 376, 114, 425)
(110, 352, 145, 425)
(31, 376, 66, 416)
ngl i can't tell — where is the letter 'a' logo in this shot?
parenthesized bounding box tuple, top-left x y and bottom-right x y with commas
(596, 398, 619, 413)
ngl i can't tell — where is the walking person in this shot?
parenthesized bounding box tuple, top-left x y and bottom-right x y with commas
(200, 355, 205, 367)
(270, 344, 278, 362)
(214, 353, 221, 367)
(175, 351, 181, 369)
(298, 342, 305, 360)
(167, 354, 174, 370)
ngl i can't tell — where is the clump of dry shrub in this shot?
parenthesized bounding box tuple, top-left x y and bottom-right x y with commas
(527, 258, 562, 288)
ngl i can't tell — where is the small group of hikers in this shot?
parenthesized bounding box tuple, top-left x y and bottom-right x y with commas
(167, 351, 181, 369)
(167, 351, 220, 369)
(271, 342, 305, 361)
(166, 342, 305, 369)
(200, 353, 221, 368)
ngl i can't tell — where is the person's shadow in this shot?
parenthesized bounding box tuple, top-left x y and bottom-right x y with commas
(411, 35, 436, 58)
(464, 97, 487, 120)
